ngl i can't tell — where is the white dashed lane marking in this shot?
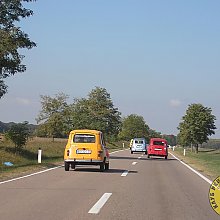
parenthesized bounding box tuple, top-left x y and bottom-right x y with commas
(121, 170, 129, 177)
(88, 193, 112, 214)
(132, 162, 137, 165)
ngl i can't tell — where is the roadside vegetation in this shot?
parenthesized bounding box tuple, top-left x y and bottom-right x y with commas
(0, 0, 36, 99)
(177, 103, 216, 153)
(170, 145, 220, 181)
(0, 137, 128, 181)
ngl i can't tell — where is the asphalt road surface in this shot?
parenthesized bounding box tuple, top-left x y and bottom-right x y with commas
(0, 149, 219, 220)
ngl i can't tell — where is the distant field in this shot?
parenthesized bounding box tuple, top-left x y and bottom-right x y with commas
(0, 137, 127, 181)
(202, 139, 220, 149)
(169, 146, 220, 181)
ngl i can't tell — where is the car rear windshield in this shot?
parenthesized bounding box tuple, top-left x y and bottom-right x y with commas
(135, 140, 144, 144)
(73, 134, 96, 143)
(153, 141, 165, 146)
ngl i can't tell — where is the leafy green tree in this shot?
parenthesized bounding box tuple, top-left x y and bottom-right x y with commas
(87, 87, 121, 138)
(119, 114, 150, 141)
(177, 126, 191, 148)
(36, 93, 70, 139)
(149, 129, 162, 139)
(71, 87, 122, 140)
(178, 103, 216, 153)
(0, 0, 36, 98)
(70, 98, 91, 129)
(6, 121, 29, 153)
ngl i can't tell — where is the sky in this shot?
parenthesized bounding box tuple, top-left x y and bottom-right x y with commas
(0, 0, 220, 137)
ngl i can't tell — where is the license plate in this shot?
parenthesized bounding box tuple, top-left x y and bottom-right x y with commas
(76, 149, 91, 154)
(154, 148, 162, 151)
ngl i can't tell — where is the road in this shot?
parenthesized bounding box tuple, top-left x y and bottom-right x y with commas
(0, 149, 218, 220)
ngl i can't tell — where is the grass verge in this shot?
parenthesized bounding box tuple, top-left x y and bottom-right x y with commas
(169, 147, 220, 181)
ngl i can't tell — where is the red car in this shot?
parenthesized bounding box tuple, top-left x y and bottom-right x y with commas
(147, 138, 168, 159)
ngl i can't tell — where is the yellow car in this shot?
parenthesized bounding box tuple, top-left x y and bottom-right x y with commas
(64, 129, 110, 172)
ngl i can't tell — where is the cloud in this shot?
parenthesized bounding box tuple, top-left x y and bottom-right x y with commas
(15, 97, 31, 106)
(170, 99, 182, 107)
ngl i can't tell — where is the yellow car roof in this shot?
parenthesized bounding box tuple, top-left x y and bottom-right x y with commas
(69, 129, 101, 135)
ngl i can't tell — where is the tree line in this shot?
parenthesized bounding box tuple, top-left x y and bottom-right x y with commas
(3, 86, 168, 153)
(35, 87, 162, 142)
(34, 87, 217, 154)
(3, 87, 218, 153)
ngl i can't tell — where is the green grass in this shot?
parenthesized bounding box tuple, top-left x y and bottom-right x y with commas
(0, 137, 127, 181)
(170, 147, 220, 181)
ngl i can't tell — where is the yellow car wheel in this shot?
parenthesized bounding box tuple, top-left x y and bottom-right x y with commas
(65, 162, 70, 171)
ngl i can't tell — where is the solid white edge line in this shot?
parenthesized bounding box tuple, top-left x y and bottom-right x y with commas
(0, 166, 63, 185)
(132, 162, 137, 165)
(169, 152, 212, 185)
(121, 170, 129, 177)
(88, 193, 112, 214)
(0, 149, 127, 185)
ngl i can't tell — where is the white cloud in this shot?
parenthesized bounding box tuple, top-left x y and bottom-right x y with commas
(170, 99, 182, 107)
(15, 97, 31, 106)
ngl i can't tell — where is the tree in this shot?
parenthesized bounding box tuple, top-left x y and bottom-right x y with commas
(178, 103, 216, 153)
(119, 114, 150, 141)
(0, 0, 36, 98)
(70, 98, 92, 129)
(36, 93, 70, 139)
(87, 87, 121, 138)
(6, 121, 29, 153)
(149, 129, 162, 139)
(71, 87, 122, 140)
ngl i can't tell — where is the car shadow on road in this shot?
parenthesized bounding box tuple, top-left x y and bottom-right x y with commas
(69, 167, 138, 174)
(106, 169, 138, 174)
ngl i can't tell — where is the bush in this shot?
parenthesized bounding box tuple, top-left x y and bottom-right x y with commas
(6, 122, 29, 154)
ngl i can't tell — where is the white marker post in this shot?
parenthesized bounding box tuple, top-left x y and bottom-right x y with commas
(123, 143, 125, 149)
(38, 148, 42, 163)
(173, 146, 175, 151)
(184, 149, 186, 156)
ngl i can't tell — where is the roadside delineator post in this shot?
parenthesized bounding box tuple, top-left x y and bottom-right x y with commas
(184, 148, 186, 156)
(123, 143, 125, 149)
(38, 148, 42, 163)
(173, 146, 175, 151)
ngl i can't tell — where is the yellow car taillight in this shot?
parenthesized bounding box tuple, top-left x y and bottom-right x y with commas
(98, 150, 103, 157)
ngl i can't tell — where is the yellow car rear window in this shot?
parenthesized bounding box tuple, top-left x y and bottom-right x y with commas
(73, 134, 96, 143)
